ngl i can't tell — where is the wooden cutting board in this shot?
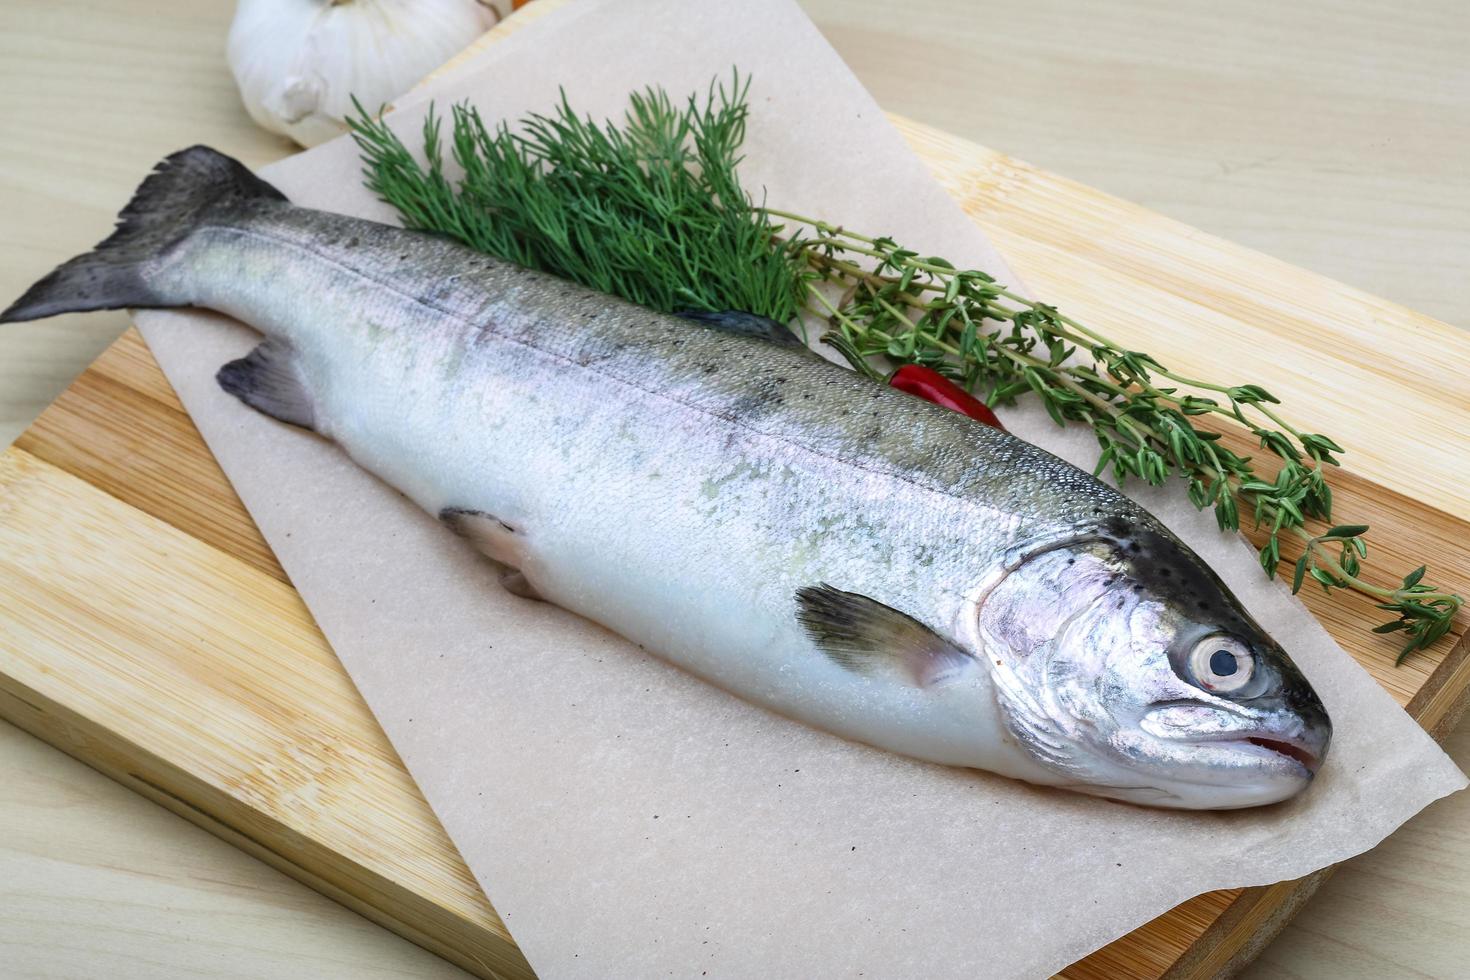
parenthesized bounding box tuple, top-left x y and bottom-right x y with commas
(3, 8, 1469, 979)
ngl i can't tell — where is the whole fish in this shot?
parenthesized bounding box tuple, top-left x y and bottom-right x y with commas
(4, 147, 1331, 809)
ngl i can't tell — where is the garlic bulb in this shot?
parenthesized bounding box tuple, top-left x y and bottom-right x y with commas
(228, 0, 513, 148)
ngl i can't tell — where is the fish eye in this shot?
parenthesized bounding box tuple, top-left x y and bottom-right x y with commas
(1188, 636, 1254, 694)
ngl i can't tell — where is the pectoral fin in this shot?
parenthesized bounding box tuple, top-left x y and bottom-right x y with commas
(795, 584, 974, 687)
(440, 507, 544, 601)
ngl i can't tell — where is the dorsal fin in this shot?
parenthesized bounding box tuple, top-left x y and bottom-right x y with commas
(676, 309, 805, 348)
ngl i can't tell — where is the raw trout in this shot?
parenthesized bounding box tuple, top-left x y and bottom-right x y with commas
(3, 147, 1332, 809)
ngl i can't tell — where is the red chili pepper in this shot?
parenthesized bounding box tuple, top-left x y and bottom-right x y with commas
(888, 364, 1006, 431)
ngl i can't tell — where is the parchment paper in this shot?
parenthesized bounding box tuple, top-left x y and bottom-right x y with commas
(134, 1, 1466, 976)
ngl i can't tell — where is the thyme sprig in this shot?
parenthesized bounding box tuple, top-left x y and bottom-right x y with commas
(348, 76, 1462, 662)
(772, 218, 1460, 660)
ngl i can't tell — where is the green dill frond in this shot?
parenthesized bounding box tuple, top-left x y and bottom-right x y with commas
(348, 72, 803, 323)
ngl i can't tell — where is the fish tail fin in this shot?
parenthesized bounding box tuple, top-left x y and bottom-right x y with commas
(0, 146, 287, 323)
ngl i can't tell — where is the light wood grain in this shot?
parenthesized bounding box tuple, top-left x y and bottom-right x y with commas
(0, 720, 467, 980)
(0, 0, 292, 450)
(0, 440, 529, 979)
(799, 0, 1470, 334)
(1, 0, 1467, 978)
(4, 99, 1468, 980)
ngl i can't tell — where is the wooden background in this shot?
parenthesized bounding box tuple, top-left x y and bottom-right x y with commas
(1, 1, 1466, 977)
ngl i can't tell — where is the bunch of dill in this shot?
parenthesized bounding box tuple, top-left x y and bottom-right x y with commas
(349, 74, 803, 323)
(349, 75, 1462, 662)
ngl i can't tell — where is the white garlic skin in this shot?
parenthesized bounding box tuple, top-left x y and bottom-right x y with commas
(228, 0, 508, 148)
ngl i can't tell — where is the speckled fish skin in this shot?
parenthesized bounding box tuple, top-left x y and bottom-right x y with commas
(2, 148, 1332, 809)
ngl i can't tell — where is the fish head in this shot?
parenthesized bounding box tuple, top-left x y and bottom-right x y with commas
(974, 519, 1331, 809)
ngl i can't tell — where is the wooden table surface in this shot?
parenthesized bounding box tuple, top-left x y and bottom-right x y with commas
(1, 1, 1465, 977)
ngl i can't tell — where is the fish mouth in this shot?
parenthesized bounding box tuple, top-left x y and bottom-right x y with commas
(1244, 736, 1318, 771)
(1141, 702, 1325, 778)
(1193, 731, 1321, 778)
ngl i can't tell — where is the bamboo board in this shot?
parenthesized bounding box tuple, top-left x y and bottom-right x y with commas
(3, 13, 1470, 980)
